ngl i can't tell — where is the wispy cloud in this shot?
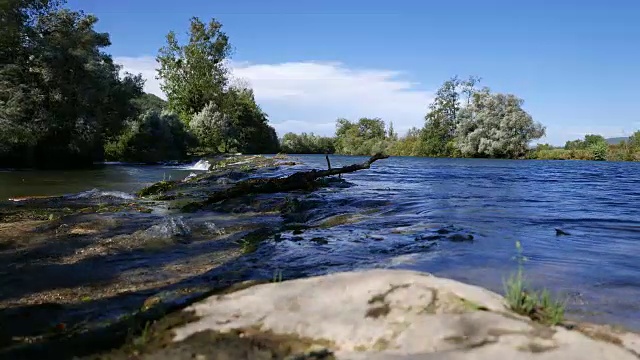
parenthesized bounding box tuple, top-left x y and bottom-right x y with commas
(114, 56, 433, 136)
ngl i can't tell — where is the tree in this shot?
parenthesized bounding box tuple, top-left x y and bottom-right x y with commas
(0, 0, 64, 64)
(387, 121, 398, 141)
(220, 86, 279, 153)
(389, 127, 421, 156)
(419, 76, 480, 157)
(583, 134, 607, 148)
(564, 139, 584, 150)
(335, 117, 390, 155)
(628, 131, 640, 150)
(189, 101, 237, 152)
(105, 110, 195, 163)
(456, 88, 545, 158)
(0, 4, 144, 168)
(156, 17, 231, 124)
(281, 133, 336, 154)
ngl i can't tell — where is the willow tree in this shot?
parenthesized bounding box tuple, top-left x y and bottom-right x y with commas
(456, 88, 545, 158)
(156, 17, 232, 124)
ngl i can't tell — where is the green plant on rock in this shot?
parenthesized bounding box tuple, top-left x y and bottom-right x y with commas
(503, 241, 565, 326)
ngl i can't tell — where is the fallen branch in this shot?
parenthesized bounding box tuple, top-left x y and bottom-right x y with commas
(182, 153, 389, 211)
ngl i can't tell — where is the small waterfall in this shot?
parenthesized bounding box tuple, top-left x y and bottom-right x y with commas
(187, 159, 210, 171)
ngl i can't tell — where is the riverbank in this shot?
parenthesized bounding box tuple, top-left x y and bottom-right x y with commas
(1, 154, 639, 359)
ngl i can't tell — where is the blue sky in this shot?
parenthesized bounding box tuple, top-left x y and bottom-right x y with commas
(67, 0, 640, 145)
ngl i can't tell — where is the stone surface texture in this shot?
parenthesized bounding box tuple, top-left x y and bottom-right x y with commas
(172, 269, 640, 359)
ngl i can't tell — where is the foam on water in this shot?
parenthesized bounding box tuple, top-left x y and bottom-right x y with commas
(185, 159, 210, 171)
(66, 188, 136, 200)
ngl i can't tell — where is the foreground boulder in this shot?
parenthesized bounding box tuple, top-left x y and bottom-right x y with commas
(148, 270, 640, 359)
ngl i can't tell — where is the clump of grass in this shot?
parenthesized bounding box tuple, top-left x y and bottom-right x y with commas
(272, 269, 284, 283)
(503, 241, 565, 326)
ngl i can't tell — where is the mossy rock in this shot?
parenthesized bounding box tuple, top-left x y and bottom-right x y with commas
(138, 181, 177, 197)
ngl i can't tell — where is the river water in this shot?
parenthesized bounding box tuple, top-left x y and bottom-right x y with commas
(1, 155, 640, 330)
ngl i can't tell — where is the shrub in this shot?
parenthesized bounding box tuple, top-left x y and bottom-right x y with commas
(503, 241, 565, 326)
(105, 110, 195, 163)
(590, 142, 608, 161)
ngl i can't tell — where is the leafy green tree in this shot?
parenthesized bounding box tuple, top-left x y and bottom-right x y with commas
(157, 17, 231, 124)
(105, 110, 195, 163)
(564, 139, 584, 150)
(589, 141, 608, 161)
(0, 3, 144, 168)
(281, 133, 336, 154)
(189, 101, 236, 152)
(419, 76, 480, 157)
(535, 143, 555, 151)
(389, 127, 421, 156)
(387, 121, 398, 141)
(222, 86, 280, 154)
(583, 134, 607, 148)
(456, 88, 545, 158)
(628, 131, 640, 150)
(335, 117, 391, 155)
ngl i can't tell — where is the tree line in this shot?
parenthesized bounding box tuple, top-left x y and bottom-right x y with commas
(282, 76, 549, 159)
(533, 133, 640, 161)
(1, 0, 279, 168)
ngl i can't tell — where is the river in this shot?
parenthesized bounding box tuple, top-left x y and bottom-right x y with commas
(1, 155, 640, 331)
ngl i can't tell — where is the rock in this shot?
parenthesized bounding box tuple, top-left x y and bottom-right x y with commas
(414, 234, 443, 242)
(170, 269, 639, 360)
(447, 234, 474, 242)
(310, 237, 329, 245)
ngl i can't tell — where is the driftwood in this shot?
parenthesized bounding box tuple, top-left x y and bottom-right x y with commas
(182, 153, 389, 211)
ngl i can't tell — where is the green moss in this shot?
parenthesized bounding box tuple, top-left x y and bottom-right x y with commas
(318, 214, 362, 229)
(137, 180, 177, 197)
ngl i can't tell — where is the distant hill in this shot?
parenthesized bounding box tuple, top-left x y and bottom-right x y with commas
(606, 137, 629, 145)
(133, 93, 167, 113)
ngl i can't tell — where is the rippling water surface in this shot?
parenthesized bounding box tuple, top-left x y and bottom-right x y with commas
(2, 155, 640, 330)
(268, 155, 640, 330)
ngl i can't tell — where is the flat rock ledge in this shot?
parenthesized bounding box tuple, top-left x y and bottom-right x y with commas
(166, 269, 639, 360)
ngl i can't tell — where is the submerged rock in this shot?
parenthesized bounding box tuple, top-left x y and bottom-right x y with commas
(163, 269, 639, 360)
(143, 216, 191, 239)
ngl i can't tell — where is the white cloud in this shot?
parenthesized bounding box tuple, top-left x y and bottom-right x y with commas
(114, 56, 433, 136)
(115, 56, 164, 100)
